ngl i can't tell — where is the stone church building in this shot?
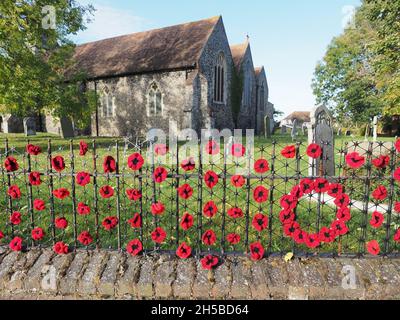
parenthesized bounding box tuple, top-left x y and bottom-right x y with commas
(69, 16, 274, 137)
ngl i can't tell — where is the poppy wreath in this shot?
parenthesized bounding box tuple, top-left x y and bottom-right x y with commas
(279, 178, 351, 248)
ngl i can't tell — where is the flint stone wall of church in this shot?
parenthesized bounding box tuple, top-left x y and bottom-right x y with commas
(197, 18, 235, 131)
(236, 47, 257, 131)
(89, 70, 190, 137)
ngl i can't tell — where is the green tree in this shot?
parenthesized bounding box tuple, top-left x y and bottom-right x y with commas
(363, 0, 400, 115)
(0, 0, 95, 128)
(312, 0, 399, 126)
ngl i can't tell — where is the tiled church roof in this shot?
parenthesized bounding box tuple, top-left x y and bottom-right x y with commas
(230, 42, 248, 70)
(254, 67, 263, 77)
(283, 111, 311, 123)
(67, 16, 221, 80)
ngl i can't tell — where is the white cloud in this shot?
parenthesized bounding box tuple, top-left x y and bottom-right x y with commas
(71, 4, 147, 44)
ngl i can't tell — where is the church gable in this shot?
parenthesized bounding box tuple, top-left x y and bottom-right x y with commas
(230, 42, 257, 129)
(196, 16, 235, 130)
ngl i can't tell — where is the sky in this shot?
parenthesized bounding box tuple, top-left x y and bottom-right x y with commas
(71, 0, 362, 119)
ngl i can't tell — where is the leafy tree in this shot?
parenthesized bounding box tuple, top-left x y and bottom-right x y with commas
(0, 0, 95, 128)
(363, 0, 400, 115)
(312, 0, 399, 126)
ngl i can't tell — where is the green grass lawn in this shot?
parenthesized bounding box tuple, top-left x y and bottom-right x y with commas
(0, 132, 399, 256)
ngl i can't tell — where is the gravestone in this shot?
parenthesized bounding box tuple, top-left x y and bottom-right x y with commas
(264, 116, 271, 138)
(372, 116, 378, 142)
(364, 123, 371, 141)
(281, 125, 287, 134)
(23, 117, 36, 136)
(59, 117, 74, 138)
(291, 119, 298, 141)
(2, 115, 24, 133)
(307, 106, 334, 177)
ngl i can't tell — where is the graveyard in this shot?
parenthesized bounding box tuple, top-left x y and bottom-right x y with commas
(1, 0, 399, 304)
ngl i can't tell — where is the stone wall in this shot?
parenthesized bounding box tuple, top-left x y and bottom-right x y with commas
(88, 70, 191, 137)
(197, 17, 235, 131)
(236, 46, 257, 131)
(0, 247, 399, 300)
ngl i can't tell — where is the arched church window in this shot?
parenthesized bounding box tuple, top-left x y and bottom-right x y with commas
(148, 83, 163, 116)
(101, 91, 115, 118)
(213, 53, 226, 103)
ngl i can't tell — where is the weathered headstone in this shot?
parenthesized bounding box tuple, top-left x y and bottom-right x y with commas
(281, 125, 287, 134)
(59, 117, 74, 138)
(291, 120, 298, 141)
(23, 117, 36, 136)
(264, 116, 271, 138)
(2, 115, 24, 133)
(373, 116, 378, 142)
(364, 123, 371, 141)
(308, 106, 334, 177)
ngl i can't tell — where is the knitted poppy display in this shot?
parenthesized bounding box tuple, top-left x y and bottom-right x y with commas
(176, 242, 192, 259)
(226, 233, 241, 245)
(372, 155, 390, 169)
(126, 188, 142, 201)
(103, 156, 116, 173)
(180, 213, 194, 231)
(76, 172, 91, 186)
(151, 202, 165, 215)
(205, 140, 220, 155)
(53, 188, 70, 200)
(31, 227, 45, 241)
(51, 156, 65, 172)
(177, 184, 193, 199)
(4, 156, 19, 172)
(99, 185, 114, 198)
(249, 242, 264, 261)
(279, 179, 351, 248)
(181, 157, 195, 171)
(306, 143, 322, 159)
(345, 152, 365, 169)
(26, 144, 41, 156)
(254, 159, 269, 174)
(127, 213, 142, 228)
(253, 186, 269, 203)
(127, 153, 144, 171)
(203, 201, 218, 218)
(126, 239, 143, 256)
(151, 227, 167, 243)
(53, 241, 69, 255)
(372, 185, 388, 201)
(29, 172, 41, 186)
(281, 145, 296, 159)
(9, 237, 23, 251)
(231, 143, 246, 157)
(79, 141, 88, 156)
(204, 171, 219, 189)
(7, 185, 21, 199)
(200, 255, 218, 270)
(231, 175, 246, 188)
(77, 202, 90, 215)
(252, 213, 268, 232)
(78, 231, 93, 246)
(154, 144, 169, 156)
(366, 240, 380, 256)
(153, 167, 168, 183)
